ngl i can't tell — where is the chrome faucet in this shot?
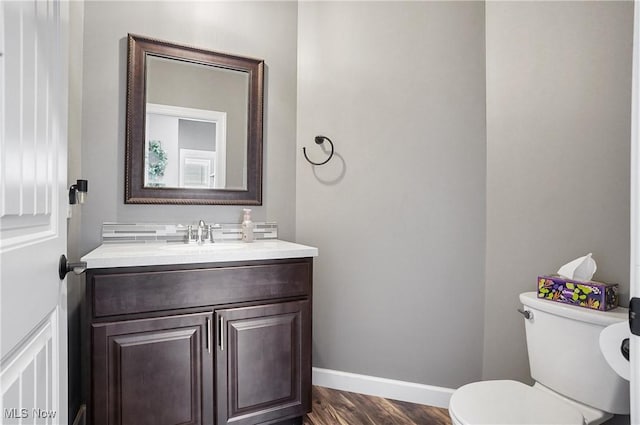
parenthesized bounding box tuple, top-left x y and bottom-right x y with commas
(187, 220, 214, 244)
(197, 220, 206, 244)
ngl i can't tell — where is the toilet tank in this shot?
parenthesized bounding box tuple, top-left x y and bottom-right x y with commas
(519, 292, 629, 414)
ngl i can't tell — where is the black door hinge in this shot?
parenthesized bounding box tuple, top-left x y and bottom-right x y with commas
(631, 297, 640, 337)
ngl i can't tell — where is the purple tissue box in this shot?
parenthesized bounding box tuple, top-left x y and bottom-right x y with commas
(537, 275, 619, 311)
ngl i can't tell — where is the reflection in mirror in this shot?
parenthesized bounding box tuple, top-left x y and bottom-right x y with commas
(145, 56, 248, 190)
(125, 34, 263, 205)
(145, 103, 234, 189)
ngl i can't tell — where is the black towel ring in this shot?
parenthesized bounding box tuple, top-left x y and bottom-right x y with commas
(303, 135, 334, 166)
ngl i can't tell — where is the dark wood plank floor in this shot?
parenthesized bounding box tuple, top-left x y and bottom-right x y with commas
(304, 386, 452, 425)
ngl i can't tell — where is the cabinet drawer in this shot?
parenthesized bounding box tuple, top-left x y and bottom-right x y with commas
(91, 260, 311, 318)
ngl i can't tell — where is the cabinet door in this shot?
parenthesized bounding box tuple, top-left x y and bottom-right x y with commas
(92, 312, 214, 425)
(216, 300, 311, 425)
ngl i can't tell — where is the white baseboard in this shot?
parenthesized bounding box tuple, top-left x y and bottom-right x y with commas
(311, 367, 454, 409)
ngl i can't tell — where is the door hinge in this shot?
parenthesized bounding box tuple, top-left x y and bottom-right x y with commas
(631, 297, 640, 337)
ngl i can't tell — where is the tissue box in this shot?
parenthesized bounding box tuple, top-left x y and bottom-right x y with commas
(537, 275, 619, 311)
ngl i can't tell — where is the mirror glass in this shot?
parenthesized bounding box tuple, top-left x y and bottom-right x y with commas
(145, 56, 248, 190)
(125, 34, 264, 205)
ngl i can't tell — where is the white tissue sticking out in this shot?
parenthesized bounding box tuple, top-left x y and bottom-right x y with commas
(557, 253, 597, 282)
(599, 322, 630, 381)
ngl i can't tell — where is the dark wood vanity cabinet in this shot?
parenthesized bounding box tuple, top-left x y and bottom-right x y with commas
(84, 258, 313, 425)
(216, 300, 311, 425)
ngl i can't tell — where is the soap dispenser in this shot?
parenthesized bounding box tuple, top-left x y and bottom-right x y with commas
(241, 209, 254, 242)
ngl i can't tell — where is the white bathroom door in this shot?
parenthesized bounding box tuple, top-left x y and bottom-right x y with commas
(630, 2, 640, 423)
(0, 1, 69, 424)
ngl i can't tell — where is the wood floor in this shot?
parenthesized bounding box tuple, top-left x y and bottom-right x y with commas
(303, 386, 452, 425)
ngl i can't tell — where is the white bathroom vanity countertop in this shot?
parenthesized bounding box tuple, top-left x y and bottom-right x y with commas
(81, 240, 318, 269)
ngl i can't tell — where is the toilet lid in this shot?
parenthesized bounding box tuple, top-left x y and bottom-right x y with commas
(449, 380, 584, 425)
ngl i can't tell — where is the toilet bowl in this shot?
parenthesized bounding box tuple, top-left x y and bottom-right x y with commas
(448, 292, 629, 425)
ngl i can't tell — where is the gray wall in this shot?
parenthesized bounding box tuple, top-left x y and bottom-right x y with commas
(483, 1, 633, 383)
(179, 120, 217, 152)
(74, 2, 297, 421)
(296, 1, 487, 389)
(71, 0, 634, 411)
(296, 0, 632, 391)
(79, 1, 298, 254)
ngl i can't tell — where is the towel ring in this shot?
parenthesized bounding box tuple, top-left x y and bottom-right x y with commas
(303, 135, 334, 166)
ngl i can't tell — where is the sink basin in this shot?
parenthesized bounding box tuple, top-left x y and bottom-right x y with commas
(159, 243, 245, 252)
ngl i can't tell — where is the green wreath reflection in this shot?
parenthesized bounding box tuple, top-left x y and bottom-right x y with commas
(148, 140, 168, 181)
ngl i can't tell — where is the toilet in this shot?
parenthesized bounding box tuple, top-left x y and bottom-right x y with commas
(449, 292, 629, 425)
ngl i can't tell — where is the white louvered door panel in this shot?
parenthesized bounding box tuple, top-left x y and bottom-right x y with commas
(0, 1, 69, 424)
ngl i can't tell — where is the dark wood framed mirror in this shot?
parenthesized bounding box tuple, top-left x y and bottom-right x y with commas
(125, 34, 264, 205)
